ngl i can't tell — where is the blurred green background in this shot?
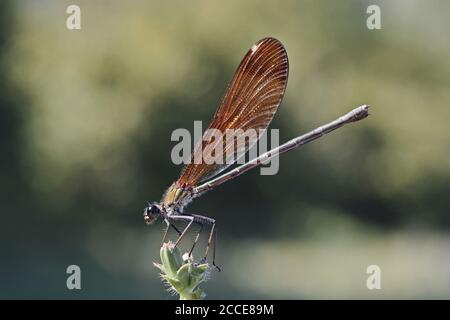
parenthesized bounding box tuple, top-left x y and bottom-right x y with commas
(1, 0, 450, 299)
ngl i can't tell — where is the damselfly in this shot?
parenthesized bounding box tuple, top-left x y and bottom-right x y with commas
(143, 37, 369, 270)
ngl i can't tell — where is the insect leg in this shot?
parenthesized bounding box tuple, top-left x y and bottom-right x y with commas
(161, 224, 170, 245)
(188, 222, 203, 257)
(173, 216, 194, 247)
(161, 219, 183, 245)
(211, 226, 221, 271)
(203, 221, 215, 260)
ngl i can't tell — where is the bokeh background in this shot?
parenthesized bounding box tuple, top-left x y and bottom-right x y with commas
(1, 0, 450, 299)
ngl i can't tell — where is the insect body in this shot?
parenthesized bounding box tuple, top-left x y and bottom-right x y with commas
(143, 37, 369, 271)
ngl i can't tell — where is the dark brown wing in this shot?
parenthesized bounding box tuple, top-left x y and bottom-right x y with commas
(177, 37, 289, 186)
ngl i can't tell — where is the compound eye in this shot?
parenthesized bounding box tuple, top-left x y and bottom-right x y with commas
(149, 205, 160, 214)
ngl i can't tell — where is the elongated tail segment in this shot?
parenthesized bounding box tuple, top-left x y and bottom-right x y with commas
(194, 105, 370, 195)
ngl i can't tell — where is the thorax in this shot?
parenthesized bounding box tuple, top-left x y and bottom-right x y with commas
(161, 181, 194, 215)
